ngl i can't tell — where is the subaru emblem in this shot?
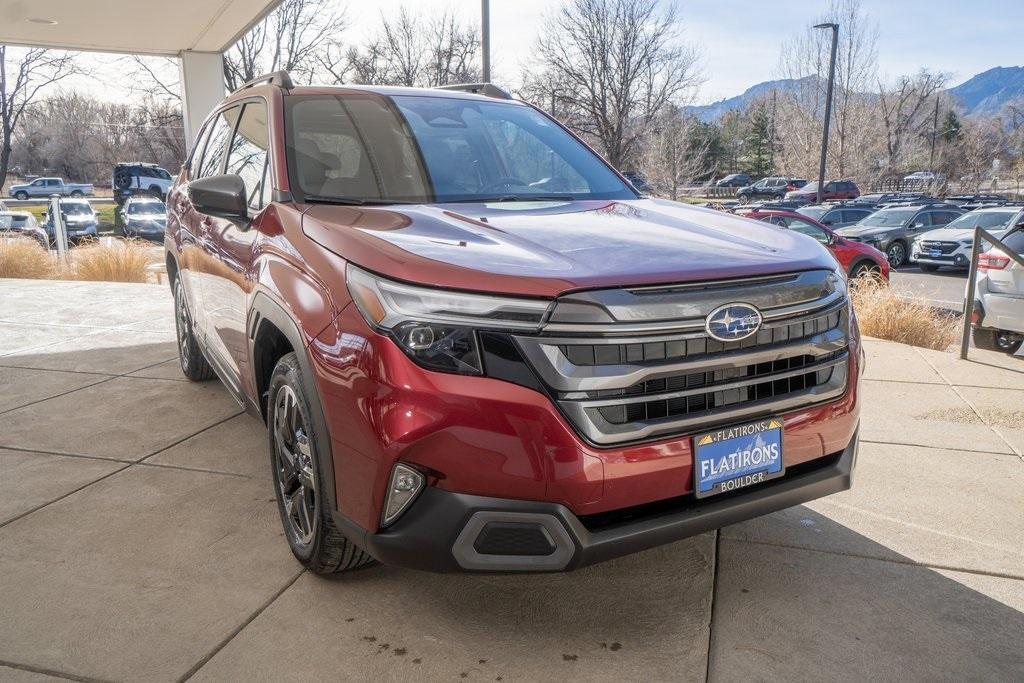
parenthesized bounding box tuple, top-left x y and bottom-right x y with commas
(705, 303, 762, 342)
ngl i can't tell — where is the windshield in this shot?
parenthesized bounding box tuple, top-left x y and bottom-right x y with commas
(62, 203, 92, 215)
(796, 206, 827, 219)
(799, 182, 819, 192)
(285, 94, 635, 204)
(128, 202, 165, 214)
(944, 211, 1017, 231)
(859, 208, 916, 227)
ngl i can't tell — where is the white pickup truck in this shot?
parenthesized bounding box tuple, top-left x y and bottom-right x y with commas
(8, 177, 95, 200)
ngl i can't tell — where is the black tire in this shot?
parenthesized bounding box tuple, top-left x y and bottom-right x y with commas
(886, 241, 907, 268)
(850, 261, 881, 279)
(267, 353, 374, 574)
(173, 277, 215, 381)
(971, 327, 1001, 352)
(919, 264, 940, 273)
(14, 191, 27, 201)
(70, 191, 84, 198)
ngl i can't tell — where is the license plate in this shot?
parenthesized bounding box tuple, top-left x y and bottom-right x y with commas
(929, 250, 941, 258)
(694, 418, 784, 499)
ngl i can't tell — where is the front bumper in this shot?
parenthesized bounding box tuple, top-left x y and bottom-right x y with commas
(341, 430, 858, 572)
(911, 245, 970, 268)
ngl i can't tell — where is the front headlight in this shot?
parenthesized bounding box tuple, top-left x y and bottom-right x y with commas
(346, 265, 551, 375)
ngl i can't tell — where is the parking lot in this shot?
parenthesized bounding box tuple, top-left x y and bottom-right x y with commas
(1, 277, 1022, 682)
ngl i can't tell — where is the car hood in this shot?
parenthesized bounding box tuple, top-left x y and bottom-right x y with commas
(836, 225, 903, 238)
(302, 198, 838, 297)
(915, 226, 1006, 242)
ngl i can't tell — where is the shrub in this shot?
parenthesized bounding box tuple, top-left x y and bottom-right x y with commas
(0, 238, 56, 279)
(65, 240, 158, 283)
(850, 275, 959, 350)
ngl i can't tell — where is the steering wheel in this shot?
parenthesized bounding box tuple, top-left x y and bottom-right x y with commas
(478, 177, 529, 195)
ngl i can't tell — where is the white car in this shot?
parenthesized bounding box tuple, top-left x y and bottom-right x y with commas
(911, 207, 1024, 271)
(971, 226, 1024, 354)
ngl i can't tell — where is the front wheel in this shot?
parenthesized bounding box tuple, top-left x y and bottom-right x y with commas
(850, 262, 882, 279)
(886, 241, 907, 268)
(268, 353, 374, 574)
(70, 191, 84, 198)
(14, 191, 27, 201)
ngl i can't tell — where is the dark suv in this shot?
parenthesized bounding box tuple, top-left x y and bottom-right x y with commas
(837, 204, 964, 267)
(785, 180, 860, 203)
(166, 72, 861, 574)
(737, 177, 807, 202)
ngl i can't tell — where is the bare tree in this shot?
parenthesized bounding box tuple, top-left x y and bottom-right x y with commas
(642, 108, 712, 199)
(224, 0, 349, 90)
(877, 69, 947, 173)
(345, 8, 479, 87)
(525, 0, 702, 170)
(0, 46, 79, 184)
(123, 55, 181, 104)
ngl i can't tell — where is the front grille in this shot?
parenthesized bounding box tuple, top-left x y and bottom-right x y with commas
(513, 270, 850, 446)
(919, 240, 959, 255)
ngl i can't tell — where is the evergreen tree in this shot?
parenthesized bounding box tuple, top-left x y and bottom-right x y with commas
(744, 102, 774, 177)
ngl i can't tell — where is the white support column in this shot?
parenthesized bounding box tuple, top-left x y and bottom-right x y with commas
(178, 50, 226, 146)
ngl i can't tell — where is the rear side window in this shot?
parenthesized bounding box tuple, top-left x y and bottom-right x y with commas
(225, 101, 272, 211)
(999, 229, 1024, 254)
(197, 107, 241, 179)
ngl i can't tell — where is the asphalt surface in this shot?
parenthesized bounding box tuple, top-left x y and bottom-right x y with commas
(889, 264, 968, 312)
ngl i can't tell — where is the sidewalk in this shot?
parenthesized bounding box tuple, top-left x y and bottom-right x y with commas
(0, 279, 1021, 682)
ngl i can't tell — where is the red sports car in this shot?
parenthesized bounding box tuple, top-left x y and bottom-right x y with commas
(736, 208, 889, 280)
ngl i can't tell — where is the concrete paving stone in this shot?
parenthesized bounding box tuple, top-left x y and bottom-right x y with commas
(0, 376, 241, 460)
(859, 379, 1011, 453)
(954, 385, 1024, 456)
(5, 298, 172, 330)
(0, 664, 70, 682)
(0, 449, 124, 525)
(127, 358, 187, 381)
(708, 539, 1024, 681)
(0, 366, 112, 413)
(147, 413, 272, 479)
(0, 323, 93, 357)
(723, 442, 1024, 578)
(0, 329, 178, 375)
(192, 535, 716, 683)
(916, 345, 1024, 390)
(861, 337, 944, 384)
(0, 465, 300, 682)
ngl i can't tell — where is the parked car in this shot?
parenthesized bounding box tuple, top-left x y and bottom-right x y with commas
(166, 72, 861, 575)
(836, 203, 964, 267)
(903, 171, 942, 184)
(736, 177, 808, 202)
(911, 207, 1024, 272)
(0, 200, 7, 211)
(716, 173, 752, 188)
(970, 227, 1024, 354)
(737, 208, 889, 279)
(42, 198, 98, 244)
(796, 204, 875, 229)
(785, 180, 859, 203)
(8, 177, 94, 200)
(621, 170, 653, 194)
(120, 196, 167, 241)
(0, 211, 48, 248)
(113, 162, 174, 204)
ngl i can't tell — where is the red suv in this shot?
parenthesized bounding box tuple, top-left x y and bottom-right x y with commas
(736, 208, 889, 280)
(165, 73, 861, 574)
(785, 180, 860, 203)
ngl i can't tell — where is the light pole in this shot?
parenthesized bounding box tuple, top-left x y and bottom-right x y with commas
(814, 22, 839, 205)
(481, 0, 491, 83)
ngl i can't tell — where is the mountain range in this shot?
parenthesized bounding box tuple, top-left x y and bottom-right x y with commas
(687, 66, 1024, 122)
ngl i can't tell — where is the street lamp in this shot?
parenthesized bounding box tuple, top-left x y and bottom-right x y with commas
(481, 0, 491, 82)
(814, 22, 839, 205)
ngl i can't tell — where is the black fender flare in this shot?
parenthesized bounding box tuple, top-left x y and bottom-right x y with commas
(248, 291, 339, 514)
(847, 256, 879, 277)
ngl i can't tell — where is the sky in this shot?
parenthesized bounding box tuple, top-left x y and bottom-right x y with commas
(36, 0, 1024, 105)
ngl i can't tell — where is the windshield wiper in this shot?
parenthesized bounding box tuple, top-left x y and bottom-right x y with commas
(301, 195, 412, 206)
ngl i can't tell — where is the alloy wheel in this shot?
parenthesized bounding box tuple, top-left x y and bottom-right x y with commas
(174, 284, 191, 369)
(886, 243, 906, 268)
(272, 385, 318, 547)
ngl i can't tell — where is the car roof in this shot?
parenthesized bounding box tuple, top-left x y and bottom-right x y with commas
(0, 210, 33, 217)
(226, 82, 523, 107)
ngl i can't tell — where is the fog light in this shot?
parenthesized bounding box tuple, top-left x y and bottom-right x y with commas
(382, 463, 424, 527)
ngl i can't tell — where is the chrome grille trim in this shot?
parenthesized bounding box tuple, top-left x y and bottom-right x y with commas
(512, 270, 851, 446)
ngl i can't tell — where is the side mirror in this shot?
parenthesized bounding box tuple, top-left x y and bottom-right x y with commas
(822, 218, 833, 225)
(188, 174, 248, 223)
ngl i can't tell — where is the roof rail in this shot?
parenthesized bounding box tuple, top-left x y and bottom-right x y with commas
(436, 83, 513, 99)
(234, 70, 294, 93)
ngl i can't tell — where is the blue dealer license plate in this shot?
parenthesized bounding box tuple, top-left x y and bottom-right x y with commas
(694, 418, 784, 499)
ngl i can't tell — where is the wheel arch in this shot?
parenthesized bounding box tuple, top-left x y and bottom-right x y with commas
(249, 292, 339, 513)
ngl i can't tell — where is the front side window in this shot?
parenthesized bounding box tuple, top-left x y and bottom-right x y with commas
(285, 94, 635, 203)
(225, 101, 271, 211)
(198, 107, 241, 179)
(31, 179, 43, 186)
